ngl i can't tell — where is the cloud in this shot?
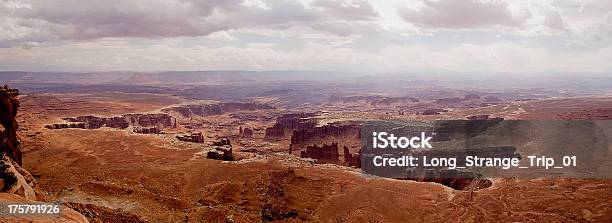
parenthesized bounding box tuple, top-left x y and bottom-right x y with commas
(544, 10, 567, 30)
(399, 0, 530, 29)
(1, 0, 611, 73)
(0, 0, 379, 46)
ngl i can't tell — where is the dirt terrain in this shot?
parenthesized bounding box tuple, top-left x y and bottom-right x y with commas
(12, 91, 612, 222)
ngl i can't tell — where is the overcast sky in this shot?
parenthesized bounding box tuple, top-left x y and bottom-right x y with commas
(1, 0, 611, 73)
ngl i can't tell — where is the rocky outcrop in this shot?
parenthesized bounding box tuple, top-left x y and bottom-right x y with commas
(299, 143, 361, 166)
(0, 85, 42, 200)
(45, 122, 86, 129)
(162, 102, 274, 118)
(329, 96, 419, 106)
(61, 115, 129, 129)
(419, 108, 448, 115)
(290, 122, 360, 146)
(133, 126, 162, 134)
(176, 132, 204, 143)
(265, 113, 317, 139)
(239, 126, 253, 137)
(290, 122, 361, 166)
(261, 204, 298, 221)
(466, 114, 503, 121)
(0, 85, 87, 222)
(300, 143, 339, 163)
(207, 138, 234, 161)
(343, 146, 361, 168)
(0, 85, 21, 165)
(124, 113, 175, 128)
(46, 113, 176, 130)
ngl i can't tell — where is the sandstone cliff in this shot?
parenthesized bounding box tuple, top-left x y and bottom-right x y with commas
(46, 113, 176, 130)
(162, 102, 274, 118)
(0, 85, 88, 222)
(0, 85, 21, 165)
(265, 113, 317, 139)
(0, 86, 38, 200)
(290, 121, 361, 166)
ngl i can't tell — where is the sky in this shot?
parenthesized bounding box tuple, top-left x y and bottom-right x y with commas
(0, 0, 611, 74)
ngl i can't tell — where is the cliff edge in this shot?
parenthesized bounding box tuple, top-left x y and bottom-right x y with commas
(0, 85, 88, 222)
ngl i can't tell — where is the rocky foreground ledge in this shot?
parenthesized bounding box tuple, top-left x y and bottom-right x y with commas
(0, 85, 88, 223)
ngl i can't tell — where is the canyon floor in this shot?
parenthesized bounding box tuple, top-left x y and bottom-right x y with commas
(14, 92, 612, 222)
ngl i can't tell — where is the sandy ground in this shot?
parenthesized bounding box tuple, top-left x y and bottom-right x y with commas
(15, 93, 612, 222)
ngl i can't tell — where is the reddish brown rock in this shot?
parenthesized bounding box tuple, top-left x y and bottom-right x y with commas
(289, 122, 361, 166)
(208, 138, 234, 161)
(265, 113, 317, 139)
(162, 102, 274, 118)
(45, 122, 86, 129)
(47, 113, 176, 130)
(343, 146, 361, 168)
(465, 114, 504, 121)
(420, 108, 447, 115)
(290, 122, 360, 145)
(133, 126, 162, 134)
(300, 143, 340, 163)
(176, 132, 204, 143)
(124, 113, 175, 128)
(0, 85, 21, 165)
(0, 86, 54, 203)
(239, 126, 253, 137)
(329, 95, 419, 105)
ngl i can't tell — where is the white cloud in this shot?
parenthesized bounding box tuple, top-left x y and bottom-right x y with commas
(399, 0, 530, 29)
(0, 0, 611, 73)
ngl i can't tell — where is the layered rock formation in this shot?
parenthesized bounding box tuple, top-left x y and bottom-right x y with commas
(176, 132, 204, 143)
(0, 86, 22, 165)
(290, 122, 360, 146)
(466, 114, 503, 121)
(162, 102, 274, 118)
(45, 113, 176, 130)
(265, 113, 318, 139)
(45, 122, 86, 129)
(290, 122, 361, 166)
(207, 138, 234, 161)
(239, 126, 253, 137)
(0, 85, 88, 222)
(1, 85, 41, 200)
(133, 126, 162, 134)
(329, 96, 420, 106)
(343, 146, 361, 168)
(299, 144, 361, 167)
(300, 143, 340, 163)
(420, 108, 448, 115)
(124, 113, 175, 128)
